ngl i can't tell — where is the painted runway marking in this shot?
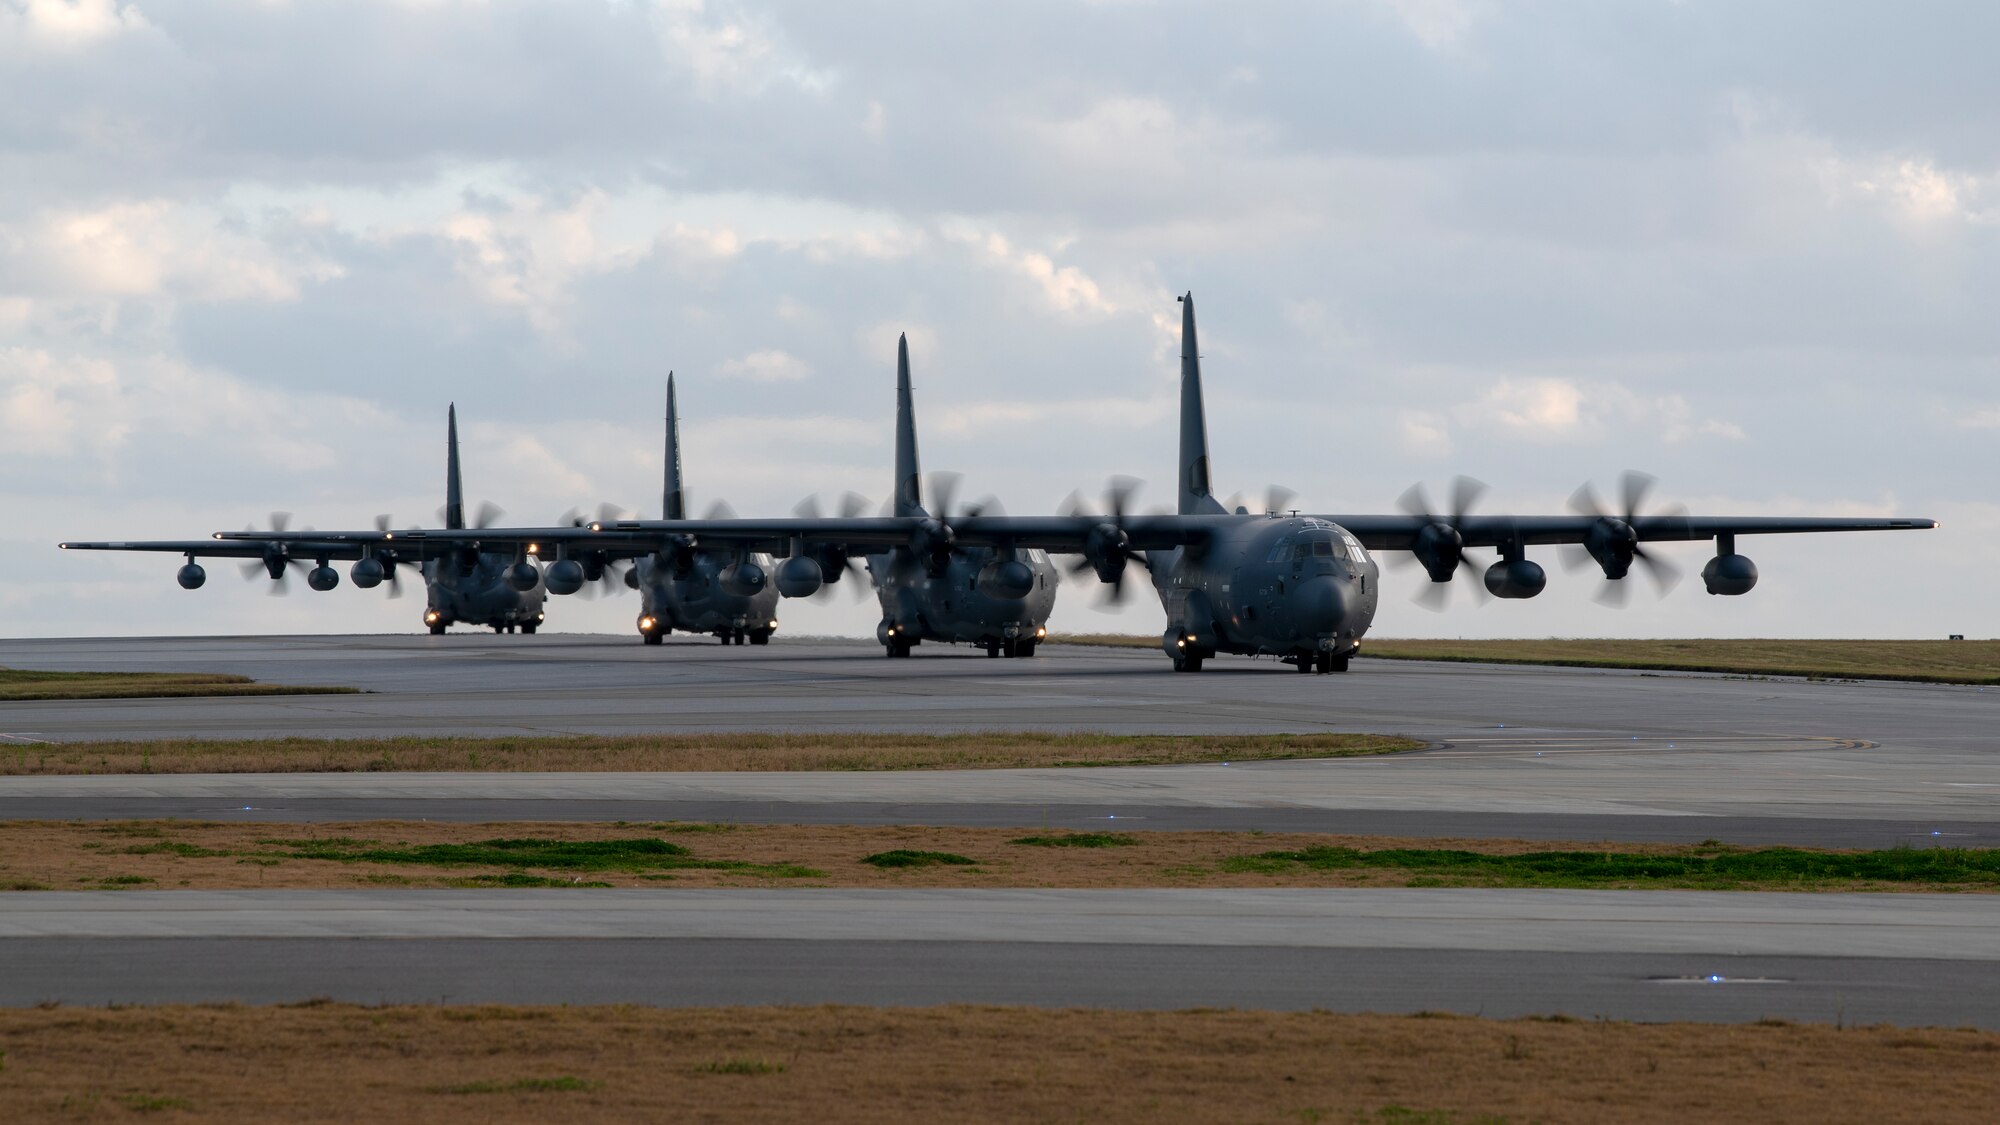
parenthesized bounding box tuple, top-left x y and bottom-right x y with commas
(0, 733, 52, 744)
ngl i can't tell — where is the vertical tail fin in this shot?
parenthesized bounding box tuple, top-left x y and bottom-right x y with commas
(663, 373, 686, 521)
(893, 333, 925, 517)
(1178, 293, 1224, 515)
(444, 403, 466, 530)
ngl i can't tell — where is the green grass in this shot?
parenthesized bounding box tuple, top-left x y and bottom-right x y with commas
(1052, 634, 2000, 686)
(1223, 845, 2000, 890)
(0, 668, 353, 701)
(103, 835, 824, 881)
(1009, 833, 1141, 848)
(1356, 638, 2000, 686)
(121, 1094, 193, 1112)
(861, 849, 979, 868)
(697, 1058, 786, 1076)
(433, 1076, 598, 1095)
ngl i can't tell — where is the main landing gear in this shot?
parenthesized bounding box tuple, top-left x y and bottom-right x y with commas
(983, 639, 1040, 659)
(1290, 652, 1350, 675)
(714, 629, 772, 646)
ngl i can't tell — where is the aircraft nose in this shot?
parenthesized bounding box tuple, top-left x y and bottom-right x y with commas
(1289, 575, 1348, 636)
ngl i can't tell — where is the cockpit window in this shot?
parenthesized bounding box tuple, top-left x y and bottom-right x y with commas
(1312, 541, 1334, 557)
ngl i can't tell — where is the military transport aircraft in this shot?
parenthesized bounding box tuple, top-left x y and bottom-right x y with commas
(619, 374, 784, 645)
(60, 405, 551, 635)
(558, 293, 1935, 673)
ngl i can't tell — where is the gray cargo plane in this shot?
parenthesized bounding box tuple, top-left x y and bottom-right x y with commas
(616, 375, 783, 645)
(60, 405, 550, 635)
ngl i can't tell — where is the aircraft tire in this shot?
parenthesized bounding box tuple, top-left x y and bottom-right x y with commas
(521, 623, 537, 636)
(1295, 655, 1314, 674)
(429, 623, 446, 636)
(1332, 654, 1350, 673)
(749, 630, 771, 646)
(1018, 641, 1037, 658)
(987, 644, 1000, 658)
(643, 632, 663, 646)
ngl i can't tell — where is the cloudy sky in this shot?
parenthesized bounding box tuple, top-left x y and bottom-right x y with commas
(3, 0, 1991, 641)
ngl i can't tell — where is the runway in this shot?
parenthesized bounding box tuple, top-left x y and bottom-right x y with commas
(1, 634, 1995, 846)
(3, 633, 1997, 1023)
(7, 888, 1997, 1025)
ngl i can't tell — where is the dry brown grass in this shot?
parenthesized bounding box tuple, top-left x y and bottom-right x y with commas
(0, 1002, 1994, 1123)
(1053, 635, 2000, 684)
(0, 668, 354, 702)
(0, 731, 1419, 776)
(10, 820, 1993, 893)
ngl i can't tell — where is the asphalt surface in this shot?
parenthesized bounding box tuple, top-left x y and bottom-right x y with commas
(7, 888, 1997, 1025)
(2, 633, 1996, 1021)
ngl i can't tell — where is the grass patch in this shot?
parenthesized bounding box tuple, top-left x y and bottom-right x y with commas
(0, 731, 1419, 776)
(861, 850, 978, 869)
(0, 668, 352, 702)
(96, 875, 155, 886)
(1052, 634, 2000, 686)
(121, 1094, 192, 1112)
(697, 1058, 786, 1076)
(1009, 833, 1140, 848)
(269, 837, 823, 879)
(433, 1075, 598, 1095)
(2, 1003, 1996, 1124)
(1355, 638, 2000, 686)
(1223, 845, 2000, 890)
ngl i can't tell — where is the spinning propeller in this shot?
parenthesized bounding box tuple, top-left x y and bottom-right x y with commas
(1394, 476, 1492, 610)
(1562, 471, 1688, 605)
(1060, 476, 1150, 606)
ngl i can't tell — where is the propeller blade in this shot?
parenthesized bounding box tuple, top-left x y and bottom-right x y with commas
(1264, 484, 1296, 516)
(269, 512, 291, 534)
(1559, 543, 1596, 575)
(1568, 481, 1607, 519)
(1593, 579, 1632, 608)
(838, 492, 871, 519)
(1396, 482, 1435, 521)
(557, 508, 586, 528)
(597, 502, 626, 526)
(1449, 476, 1487, 521)
(705, 499, 737, 521)
(1632, 545, 1683, 596)
(474, 501, 505, 530)
(1619, 470, 1657, 522)
(374, 514, 393, 534)
(1106, 475, 1141, 520)
(792, 496, 824, 520)
(927, 471, 962, 520)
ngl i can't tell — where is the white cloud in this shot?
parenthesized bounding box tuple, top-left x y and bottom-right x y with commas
(10, 200, 337, 304)
(1455, 377, 1745, 446)
(1398, 410, 1453, 458)
(9, 0, 150, 49)
(716, 348, 810, 383)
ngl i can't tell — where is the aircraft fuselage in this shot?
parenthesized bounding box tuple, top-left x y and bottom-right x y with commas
(635, 551, 781, 642)
(1150, 517, 1380, 668)
(868, 545, 1058, 654)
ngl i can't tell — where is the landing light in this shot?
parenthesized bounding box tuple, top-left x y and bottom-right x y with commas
(424, 611, 440, 623)
(1036, 626, 1047, 638)
(640, 617, 657, 630)
(769, 619, 779, 629)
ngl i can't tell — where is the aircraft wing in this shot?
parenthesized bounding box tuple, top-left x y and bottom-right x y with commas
(1326, 514, 1937, 552)
(207, 527, 663, 561)
(58, 538, 379, 561)
(205, 510, 1937, 561)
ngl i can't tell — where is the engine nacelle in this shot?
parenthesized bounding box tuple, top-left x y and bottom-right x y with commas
(306, 565, 340, 592)
(544, 559, 585, 596)
(720, 560, 767, 597)
(1483, 558, 1547, 599)
(350, 558, 385, 589)
(176, 562, 206, 590)
(976, 558, 1035, 600)
(624, 567, 640, 590)
(504, 562, 541, 592)
(774, 556, 824, 599)
(1412, 522, 1463, 583)
(1702, 553, 1758, 596)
